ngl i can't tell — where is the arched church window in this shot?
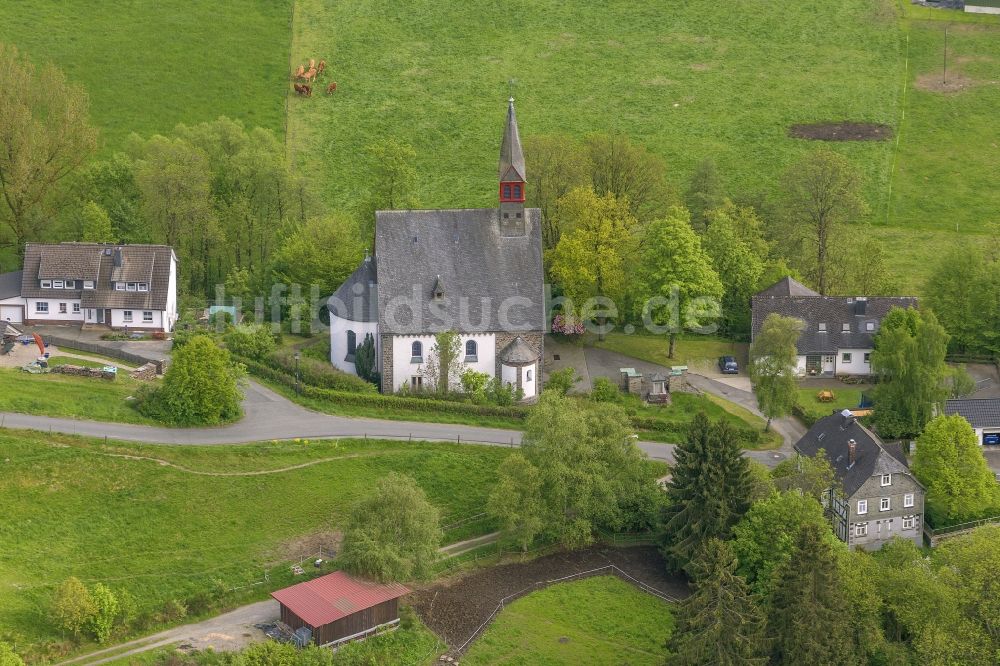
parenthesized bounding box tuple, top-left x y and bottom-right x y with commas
(346, 330, 357, 356)
(411, 341, 423, 362)
(465, 339, 477, 359)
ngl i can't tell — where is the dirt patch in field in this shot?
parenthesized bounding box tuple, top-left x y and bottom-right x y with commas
(914, 72, 980, 94)
(788, 122, 893, 141)
(265, 530, 341, 566)
(409, 545, 688, 650)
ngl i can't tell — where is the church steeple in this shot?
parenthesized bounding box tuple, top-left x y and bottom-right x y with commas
(498, 97, 526, 235)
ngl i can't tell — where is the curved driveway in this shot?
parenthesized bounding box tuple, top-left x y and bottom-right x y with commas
(0, 379, 790, 467)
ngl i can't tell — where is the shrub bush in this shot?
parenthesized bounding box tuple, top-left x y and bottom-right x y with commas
(267, 348, 375, 393)
(591, 376, 621, 402)
(224, 324, 277, 360)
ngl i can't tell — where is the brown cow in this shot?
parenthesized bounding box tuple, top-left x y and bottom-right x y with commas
(293, 83, 312, 97)
(326, 81, 337, 94)
(304, 67, 317, 82)
(318, 59, 326, 74)
(294, 64, 305, 79)
(309, 58, 316, 70)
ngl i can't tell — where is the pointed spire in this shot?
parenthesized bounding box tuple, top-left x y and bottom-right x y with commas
(499, 97, 526, 182)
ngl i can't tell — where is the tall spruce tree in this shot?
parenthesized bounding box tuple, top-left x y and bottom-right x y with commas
(659, 413, 752, 572)
(767, 523, 858, 665)
(668, 539, 768, 665)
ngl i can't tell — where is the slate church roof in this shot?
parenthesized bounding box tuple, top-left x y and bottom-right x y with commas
(795, 411, 913, 497)
(373, 208, 543, 334)
(751, 277, 917, 355)
(327, 255, 378, 323)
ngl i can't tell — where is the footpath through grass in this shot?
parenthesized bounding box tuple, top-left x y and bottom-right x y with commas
(0, 0, 292, 151)
(462, 575, 674, 665)
(0, 431, 508, 649)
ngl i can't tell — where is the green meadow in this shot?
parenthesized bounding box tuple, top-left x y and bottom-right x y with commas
(0, 432, 508, 647)
(462, 575, 674, 665)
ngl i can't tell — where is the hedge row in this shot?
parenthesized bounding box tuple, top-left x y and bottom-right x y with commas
(266, 347, 376, 393)
(236, 355, 530, 420)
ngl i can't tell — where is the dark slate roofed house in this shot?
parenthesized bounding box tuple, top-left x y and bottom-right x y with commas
(326, 99, 544, 399)
(945, 398, 1000, 445)
(795, 411, 925, 550)
(751, 277, 917, 376)
(18, 243, 178, 332)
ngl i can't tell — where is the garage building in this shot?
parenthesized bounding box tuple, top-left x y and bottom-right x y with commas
(945, 398, 1000, 445)
(271, 571, 409, 647)
(0, 271, 24, 324)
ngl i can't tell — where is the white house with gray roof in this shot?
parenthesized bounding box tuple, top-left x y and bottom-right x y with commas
(327, 99, 544, 397)
(751, 277, 917, 376)
(796, 410, 925, 550)
(0, 243, 178, 332)
(944, 398, 1000, 446)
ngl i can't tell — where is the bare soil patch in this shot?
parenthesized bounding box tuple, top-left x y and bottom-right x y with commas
(409, 545, 688, 649)
(265, 530, 341, 566)
(914, 72, 979, 94)
(788, 122, 893, 141)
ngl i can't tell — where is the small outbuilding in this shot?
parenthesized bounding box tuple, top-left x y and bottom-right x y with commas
(271, 571, 410, 648)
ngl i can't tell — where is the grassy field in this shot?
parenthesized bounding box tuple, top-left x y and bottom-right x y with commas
(796, 386, 866, 423)
(288, 0, 900, 210)
(0, 368, 157, 424)
(0, 431, 508, 649)
(46, 356, 111, 369)
(593, 332, 746, 370)
(462, 575, 674, 665)
(0, 0, 292, 152)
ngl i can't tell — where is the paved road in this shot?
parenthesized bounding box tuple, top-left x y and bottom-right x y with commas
(0, 378, 793, 467)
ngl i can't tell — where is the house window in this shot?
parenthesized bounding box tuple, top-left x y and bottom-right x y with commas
(123, 311, 133, 323)
(411, 341, 423, 363)
(115, 282, 125, 291)
(824, 355, 835, 364)
(143, 311, 153, 322)
(410, 376, 423, 390)
(40, 280, 52, 289)
(842, 323, 850, 332)
(465, 339, 477, 361)
(855, 522, 868, 537)
(126, 283, 136, 292)
(904, 493, 914, 508)
(881, 474, 892, 486)
(138, 283, 148, 292)
(66, 280, 77, 289)
(903, 516, 915, 529)
(857, 500, 867, 515)
(35, 302, 48, 313)
(73, 303, 81, 314)
(842, 352, 852, 364)
(83, 280, 94, 290)
(58, 303, 67, 314)
(53, 280, 64, 289)
(880, 497, 890, 512)
(866, 321, 875, 331)
(818, 323, 826, 332)
(864, 352, 871, 364)
(346, 330, 357, 357)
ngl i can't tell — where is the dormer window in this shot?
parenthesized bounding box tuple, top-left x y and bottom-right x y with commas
(138, 283, 148, 292)
(881, 474, 891, 486)
(83, 281, 94, 290)
(53, 280, 64, 289)
(432, 275, 445, 300)
(115, 282, 125, 291)
(126, 282, 137, 292)
(40, 280, 52, 289)
(818, 323, 826, 332)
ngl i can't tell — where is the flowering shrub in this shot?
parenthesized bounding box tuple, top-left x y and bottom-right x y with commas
(551, 313, 586, 337)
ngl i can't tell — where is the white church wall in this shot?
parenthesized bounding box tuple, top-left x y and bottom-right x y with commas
(391, 332, 496, 393)
(329, 313, 379, 376)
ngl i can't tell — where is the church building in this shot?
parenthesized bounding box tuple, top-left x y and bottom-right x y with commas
(327, 99, 545, 398)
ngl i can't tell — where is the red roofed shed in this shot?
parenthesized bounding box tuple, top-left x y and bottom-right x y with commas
(271, 571, 410, 647)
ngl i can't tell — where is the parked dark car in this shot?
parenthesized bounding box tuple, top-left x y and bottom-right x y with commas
(718, 355, 739, 374)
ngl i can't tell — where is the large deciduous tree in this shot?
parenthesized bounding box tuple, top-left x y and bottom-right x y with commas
(268, 214, 363, 297)
(51, 577, 95, 638)
(659, 412, 752, 573)
(523, 134, 591, 250)
(667, 539, 768, 665)
(870, 307, 950, 438)
(684, 157, 726, 231)
(781, 148, 866, 295)
(925, 243, 1000, 356)
(358, 137, 417, 241)
(702, 205, 765, 339)
(637, 207, 723, 357)
(80, 201, 114, 243)
(749, 313, 802, 431)
(548, 187, 639, 323)
(490, 392, 657, 549)
(584, 132, 671, 222)
(339, 473, 442, 582)
(912, 414, 1000, 524)
(0, 44, 98, 261)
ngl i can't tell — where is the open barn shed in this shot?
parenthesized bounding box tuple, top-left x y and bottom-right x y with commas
(271, 571, 410, 647)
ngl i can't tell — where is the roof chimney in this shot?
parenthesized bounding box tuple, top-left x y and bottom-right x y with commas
(848, 439, 857, 467)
